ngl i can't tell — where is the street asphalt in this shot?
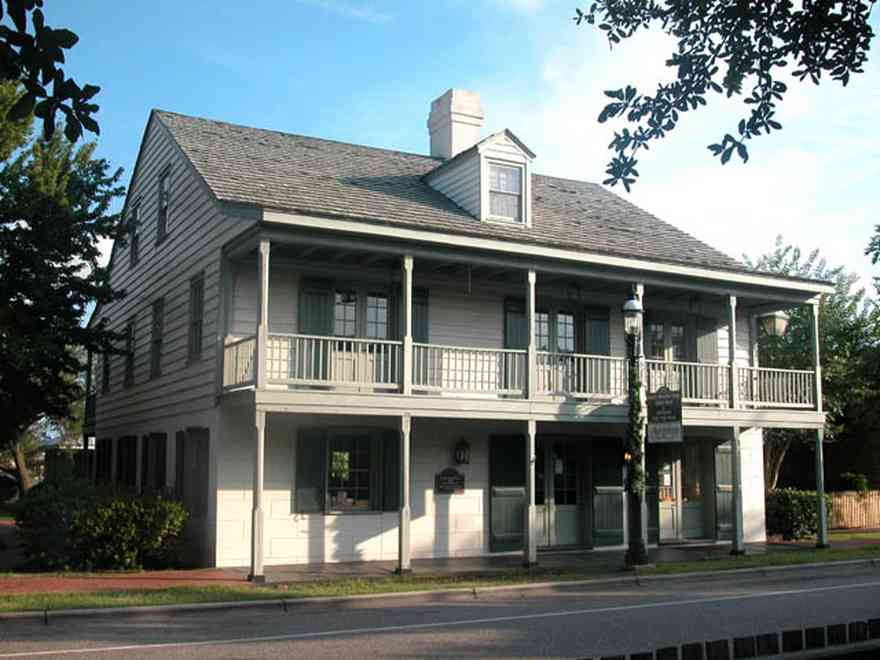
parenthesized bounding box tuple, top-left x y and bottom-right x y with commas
(1, 564, 880, 659)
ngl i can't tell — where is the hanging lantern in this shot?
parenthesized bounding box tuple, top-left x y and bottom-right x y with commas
(760, 310, 790, 337)
(622, 293, 644, 337)
(453, 440, 470, 465)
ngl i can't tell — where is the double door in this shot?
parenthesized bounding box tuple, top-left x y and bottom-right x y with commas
(535, 438, 583, 548)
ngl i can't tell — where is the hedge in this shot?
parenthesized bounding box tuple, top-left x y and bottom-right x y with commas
(14, 479, 189, 571)
(766, 488, 832, 541)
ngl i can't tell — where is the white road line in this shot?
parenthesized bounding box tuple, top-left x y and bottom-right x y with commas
(2, 579, 880, 658)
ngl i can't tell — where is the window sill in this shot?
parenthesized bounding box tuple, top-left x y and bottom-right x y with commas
(323, 510, 390, 516)
(483, 215, 526, 227)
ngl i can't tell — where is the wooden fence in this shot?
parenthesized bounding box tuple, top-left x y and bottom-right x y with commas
(829, 491, 880, 529)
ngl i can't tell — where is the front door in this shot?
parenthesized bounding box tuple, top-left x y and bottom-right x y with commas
(489, 435, 525, 552)
(658, 449, 681, 542)
(535, 437, 584, 547)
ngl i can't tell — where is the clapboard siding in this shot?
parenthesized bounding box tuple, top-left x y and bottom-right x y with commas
(424, 153, 480, 217)
(94, 113, 256, 437)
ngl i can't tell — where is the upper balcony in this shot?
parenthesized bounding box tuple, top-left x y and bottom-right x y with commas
(218, 232, 824, 422)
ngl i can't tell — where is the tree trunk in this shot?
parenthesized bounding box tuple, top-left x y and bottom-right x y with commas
(12, 441, 33, 494)
(763, 434, 792, 491)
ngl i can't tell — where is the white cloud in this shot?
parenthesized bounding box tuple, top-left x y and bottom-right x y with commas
(293, 0, 392, 24)
(97, 237, 114, 268)
(478, 27, 879, 292)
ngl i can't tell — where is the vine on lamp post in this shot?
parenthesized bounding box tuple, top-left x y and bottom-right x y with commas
(624, 331, 645, 498)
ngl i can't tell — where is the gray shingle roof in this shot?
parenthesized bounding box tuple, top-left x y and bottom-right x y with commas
(155, 110, 748, 273)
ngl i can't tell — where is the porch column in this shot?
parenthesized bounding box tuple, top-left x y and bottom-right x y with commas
(402, 256, 414, 396)
(397, 413, 412, 573)
(526, 270, 537, 399)
(249, 409, 266, 583)
(727, 295, 739, 409)
(809, 299, 828, 547)
(255, 239, 271, 390)
(815, 428, 829, 548)
(730, 425, 745, 555)
(524, 418, 537, 566)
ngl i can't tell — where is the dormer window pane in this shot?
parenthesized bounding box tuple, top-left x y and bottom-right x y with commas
(489, 164, 522, 222)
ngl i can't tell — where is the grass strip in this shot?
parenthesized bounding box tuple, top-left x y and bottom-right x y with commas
(1, 544, 879, 613)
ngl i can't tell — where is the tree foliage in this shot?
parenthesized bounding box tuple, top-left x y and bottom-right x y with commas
(867, 223, 880, 293)
(744, 236, 879, 488)
(575, 1, 876, 190)
(0, 96, 124, 492)
(0, 0, 100, 141)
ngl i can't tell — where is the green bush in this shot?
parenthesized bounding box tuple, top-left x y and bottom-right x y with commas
(14, 480, 189, 571)
(840, 472, 870, 494)
(766, 488, 832, 540)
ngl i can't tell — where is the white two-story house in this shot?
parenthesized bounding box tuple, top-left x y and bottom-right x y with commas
(85, 89, 830, 580)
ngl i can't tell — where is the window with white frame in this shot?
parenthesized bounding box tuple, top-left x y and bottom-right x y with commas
(333, 291, 357, 337)
(488, 163, 523, 222)
(365, 294, 389, 339)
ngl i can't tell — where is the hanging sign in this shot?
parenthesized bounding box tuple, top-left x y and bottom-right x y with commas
(647, 386, 683, 444)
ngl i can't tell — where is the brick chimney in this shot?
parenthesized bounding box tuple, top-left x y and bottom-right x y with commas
(427, 89, 484, 160)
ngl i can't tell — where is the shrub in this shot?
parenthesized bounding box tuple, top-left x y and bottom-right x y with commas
(766, 488, 832, 540)
(840, 472, 870, 495)
(14, 480, 189, 571)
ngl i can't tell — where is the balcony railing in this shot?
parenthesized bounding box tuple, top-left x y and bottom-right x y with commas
(223, 335, 257, 390)
(739, 366, 816, 409)
(413, 343, 526, 396)
(645, 359, 730, 406)
(222, 335, 818, 410)
(267, 333, 402, 390)
(536, 352, 627, 399)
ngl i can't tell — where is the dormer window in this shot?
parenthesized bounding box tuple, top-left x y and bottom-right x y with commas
(489, 163, 523, 222)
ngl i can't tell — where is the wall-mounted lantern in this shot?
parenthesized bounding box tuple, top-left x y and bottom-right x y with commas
(454, 440, 470, 465)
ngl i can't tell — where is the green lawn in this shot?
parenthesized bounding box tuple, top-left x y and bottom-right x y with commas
(2, 543, 880, 614)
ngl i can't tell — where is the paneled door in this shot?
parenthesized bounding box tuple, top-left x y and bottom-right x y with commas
(489, 435, 525, 552)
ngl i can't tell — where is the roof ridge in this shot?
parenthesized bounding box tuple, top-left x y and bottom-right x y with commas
(153, 109, 445, 163)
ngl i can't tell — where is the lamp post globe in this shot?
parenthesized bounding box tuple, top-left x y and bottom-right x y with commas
(759, 310, 790, 337)
(622, 296, 644, 337)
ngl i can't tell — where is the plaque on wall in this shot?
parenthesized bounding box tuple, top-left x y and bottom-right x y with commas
(435, 467, 465, 495)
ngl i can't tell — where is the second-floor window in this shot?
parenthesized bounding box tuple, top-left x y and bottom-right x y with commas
(188, 273, 204, 362)
(535, 310, 575, 353)
(365, 294, 389, 339)
(157, 167, 170, 243)
(124, 318, 136, 388)
(647, 321, 687, 361)
(150, 298, 164, 379)
(128, 202, 140, 268)
(488, 163, 522, 222)
(334, 291, 357, 337)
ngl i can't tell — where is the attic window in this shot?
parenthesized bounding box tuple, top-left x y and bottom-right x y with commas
(489, 163, 522, 222)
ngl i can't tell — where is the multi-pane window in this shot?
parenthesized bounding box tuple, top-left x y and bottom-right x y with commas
(333, 291, 357, 337)
(150, 298, 164, 379)
(188, 273, 204, 362)
(488, 163, 522, 222)
(535, 312, 550, 351)
(123, 318, 135, 388)
(156, 167, 170, 242)
(647, 322, 665, 359)
(365, 294, 388, 339)
(328, 434, 372, 510)
(670, 324, 686, 361)
(128, 202, 140, 268)
(556, 313, 575, 353)
(553, 442, 579, 505)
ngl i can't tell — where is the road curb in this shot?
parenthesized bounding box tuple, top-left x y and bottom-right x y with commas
(1, 557, 877, 622)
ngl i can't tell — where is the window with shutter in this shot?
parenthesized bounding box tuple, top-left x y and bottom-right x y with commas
(413, 287, 429, 343)
(188, 273, 204, 363)
(504, 298, 527, 349)
(298, 280, 334, 336)
(150, 298, 164, 379)
(295, 430, 327, 513)
(381, 430, 401, 511)
(584, 307, 611, 356)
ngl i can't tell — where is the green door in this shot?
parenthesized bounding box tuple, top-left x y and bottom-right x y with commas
(715, 441, 733, 540)
(490, 435, 525, 552)
(592, 437, 625, 547)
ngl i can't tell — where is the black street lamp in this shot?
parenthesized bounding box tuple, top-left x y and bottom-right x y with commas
(623, 291, 649, 567)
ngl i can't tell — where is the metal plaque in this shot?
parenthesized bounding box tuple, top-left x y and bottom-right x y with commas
(647, 386, 683, 443)
(435, 467, 465, 494)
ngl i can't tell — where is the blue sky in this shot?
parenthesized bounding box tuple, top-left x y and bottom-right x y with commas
(50, 1, 879, 291)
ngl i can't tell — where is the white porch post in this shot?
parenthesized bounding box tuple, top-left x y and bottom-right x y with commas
(255, 239, 271, 390)
(397, 413, 412, 573)
(524, 418, 537, 566)
(730, 425, 745, 555)
(809, 299, 828, 548)
(526, 270, 537, 399)
(402, 256, 414, 396)
(250, 409, 266, 582)
(727, 295, 739, 409)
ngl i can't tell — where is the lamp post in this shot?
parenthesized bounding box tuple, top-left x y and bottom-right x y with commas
(623, 291, 649, 567)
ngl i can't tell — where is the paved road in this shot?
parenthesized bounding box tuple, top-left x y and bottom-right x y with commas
(1, 564, 880, 659)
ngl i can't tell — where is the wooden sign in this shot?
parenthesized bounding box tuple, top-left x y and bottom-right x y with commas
(435, 467, 465, 494)
(647, 386, 683, 443)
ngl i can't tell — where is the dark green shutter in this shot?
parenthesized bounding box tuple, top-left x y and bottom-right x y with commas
(382, 430, 401, 511)
(592, 437, 624, 547)
(413, 287, 429, 343)
(504, 298, 527, 349)
(585, 307, 611, 356)
(299, 279, 334, 335)
(295, 429, 326, 513)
